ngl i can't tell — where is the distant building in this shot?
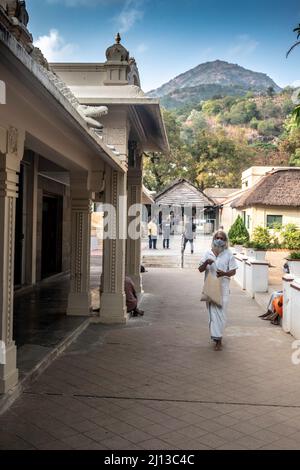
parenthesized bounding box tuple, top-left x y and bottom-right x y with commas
(219, 167, 300, 234)
(204, 188, 240, 205)
(232, 168, 300, 233)
(155, 179, 216, 234)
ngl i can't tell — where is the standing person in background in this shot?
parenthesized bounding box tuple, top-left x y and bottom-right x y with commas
(162, 216, 171, 249)
(183, 217, 195, 254)
(147, 218, 158, 249)
(198, 230, 238, 351)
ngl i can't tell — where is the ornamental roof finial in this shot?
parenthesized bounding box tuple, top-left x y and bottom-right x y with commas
(115, 33, 121, 44)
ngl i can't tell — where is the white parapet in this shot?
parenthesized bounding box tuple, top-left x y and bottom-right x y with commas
(234, 254, 248, 290)
(282, 274, 294, 334)
(290, 280, 300, 340)
(0, 80, 6, 104)
(245, 258, 269, 298)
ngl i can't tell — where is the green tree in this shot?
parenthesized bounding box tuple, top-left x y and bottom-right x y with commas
(286, 23, 300, 57)
(257, 119, 280, 136)
(266, 86, 275, 97)
(289, 148, 300, 166)
(286, 24, 300, 127)
(228, 216, 250, 245)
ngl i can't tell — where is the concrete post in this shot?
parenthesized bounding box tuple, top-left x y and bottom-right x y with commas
(282, 274, 294, 334)
(234, 254, 248, 290)
(0, 126, 24, 393)
(245, 259, 269, 298)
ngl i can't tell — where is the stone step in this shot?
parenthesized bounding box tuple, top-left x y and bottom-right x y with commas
(142, 255, 200, 269)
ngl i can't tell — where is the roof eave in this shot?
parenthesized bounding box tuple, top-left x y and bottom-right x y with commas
(0, 25, 124, 172)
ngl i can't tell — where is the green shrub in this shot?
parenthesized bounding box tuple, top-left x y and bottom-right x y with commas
(285, 232, 300, 250)
(252, 226, 271, 246)
(252, 242, 269, 250)
(244, 240, 269, 250)
(281, 224, 300, 250)
(288, 252, 300, 260)
(228, 215, 250, 245)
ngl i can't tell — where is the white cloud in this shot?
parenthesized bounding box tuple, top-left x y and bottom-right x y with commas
(136, 42, 148, 53)
(228, 34, 259, 57)
(34, 29, 75, 61)
(115, 0, 145, 34)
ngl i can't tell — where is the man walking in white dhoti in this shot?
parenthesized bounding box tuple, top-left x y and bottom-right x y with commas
(198, 231, 238, 351)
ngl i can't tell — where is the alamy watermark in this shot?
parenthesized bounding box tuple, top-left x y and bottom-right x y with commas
(0, 341, 6, 365)
(0, 80, 6, 104)
(97, 201, 206, 240)
(291, 340, 300, 365)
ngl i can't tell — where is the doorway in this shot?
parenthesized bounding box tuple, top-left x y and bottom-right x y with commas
(41, 193, 63, 279)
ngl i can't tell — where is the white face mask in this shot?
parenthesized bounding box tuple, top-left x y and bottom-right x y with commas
(213, 239, 226, 248)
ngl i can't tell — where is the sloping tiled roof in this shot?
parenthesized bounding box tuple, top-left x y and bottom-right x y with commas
(204, 187, 240, 203)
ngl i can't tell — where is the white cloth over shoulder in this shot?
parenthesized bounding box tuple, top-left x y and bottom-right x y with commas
(200, 249, 238, 340)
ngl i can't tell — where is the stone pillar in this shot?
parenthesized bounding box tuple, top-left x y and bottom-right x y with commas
(67, 173, 92, 316)
(100, 167, 127, 324)
(126, 162, 143, 293)
(0, 126, 24, 393)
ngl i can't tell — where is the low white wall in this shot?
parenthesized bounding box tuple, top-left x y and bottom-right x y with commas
(245, 259, 269, 298)
(290, 280, 300, 340)
(234, 254, 247, 290)
(282, 274, 294, 334)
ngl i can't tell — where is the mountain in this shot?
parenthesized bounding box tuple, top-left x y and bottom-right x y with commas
(147, 60, 281, 109)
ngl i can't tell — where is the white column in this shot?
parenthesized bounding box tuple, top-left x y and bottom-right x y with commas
(0, 126, 24, 393)
(126, 166, 143, 293)
(290, 281, 300, 340)
(234, 254, 248, 290)
(282, 274, 294, 334)
(245, 259, 269, 298)
(67, 174, 92, 316)
(100, 167, 127, 324)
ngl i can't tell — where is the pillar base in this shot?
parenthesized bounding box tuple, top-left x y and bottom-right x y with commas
(67, 292, 92, 316)
(99, 293, 127, 324)
(0, 342, 18, 394)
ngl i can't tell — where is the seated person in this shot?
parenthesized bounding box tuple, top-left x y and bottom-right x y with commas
(125, 276, 144, 317)
(259, 290, 283, 325)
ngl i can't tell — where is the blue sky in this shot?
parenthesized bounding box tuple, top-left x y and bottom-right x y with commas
(26, 0, 300, 92)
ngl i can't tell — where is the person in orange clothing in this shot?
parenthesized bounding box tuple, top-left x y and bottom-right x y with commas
(271, 294, 283, 325)
(259, 291, 283, 325)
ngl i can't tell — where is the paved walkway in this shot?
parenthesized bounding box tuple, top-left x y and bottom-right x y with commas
(1, 269, 300, 450)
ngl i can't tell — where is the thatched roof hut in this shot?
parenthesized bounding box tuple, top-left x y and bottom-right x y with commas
(232, 168, 300, 209)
